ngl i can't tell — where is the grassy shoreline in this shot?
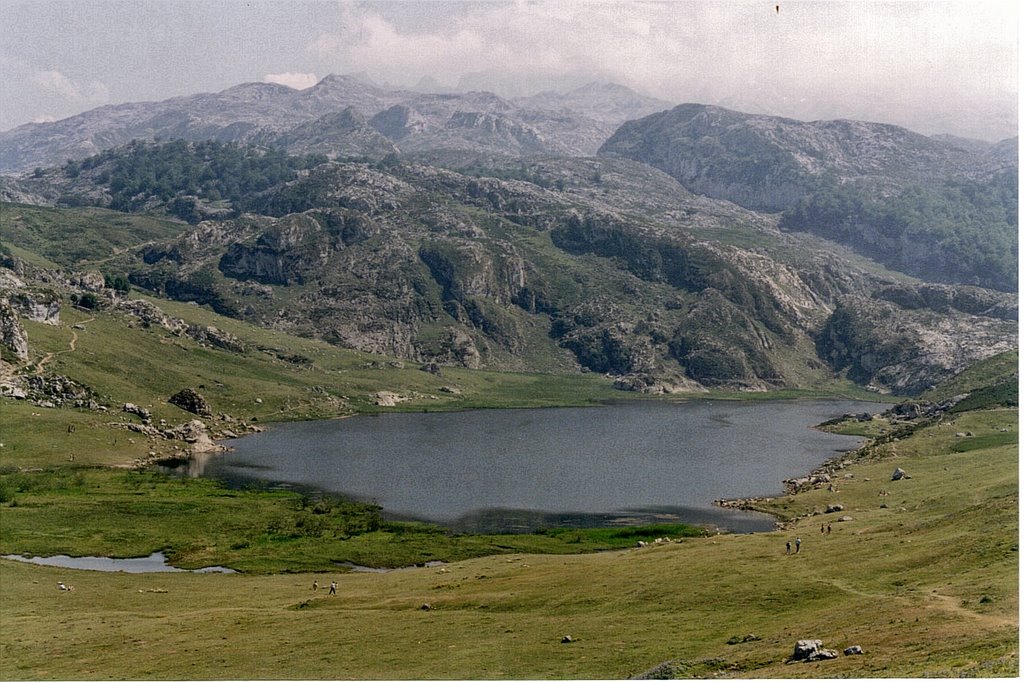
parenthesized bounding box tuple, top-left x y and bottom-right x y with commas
(1, 405, 1016, 679)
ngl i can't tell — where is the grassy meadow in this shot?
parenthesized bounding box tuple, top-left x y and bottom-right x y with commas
(0, 273, 1017, 678)
(0, 406, 1017, 679)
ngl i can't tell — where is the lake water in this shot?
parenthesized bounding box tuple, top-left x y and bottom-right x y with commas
(1, 551, 235, 573)
(193, 400, 883, 533)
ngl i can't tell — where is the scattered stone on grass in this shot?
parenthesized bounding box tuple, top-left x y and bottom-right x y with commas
(790, 639, 838, 662)
(844, 645, 864, 656)
(891, 467, 911, 481)
(727, 633, 761, 645)
(122, 402, 151, 422)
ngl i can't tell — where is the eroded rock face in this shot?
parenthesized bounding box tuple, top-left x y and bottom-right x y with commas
(8, 290, 60, 325)
(0, 297, 29, 361)
(818, 294, 1017, 395)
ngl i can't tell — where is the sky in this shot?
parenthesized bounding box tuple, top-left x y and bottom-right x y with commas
(0, 0, 1018, 141)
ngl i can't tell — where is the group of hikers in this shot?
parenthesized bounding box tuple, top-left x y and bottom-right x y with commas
(312, 579, 337, 595)
(786, 522, 833, 554)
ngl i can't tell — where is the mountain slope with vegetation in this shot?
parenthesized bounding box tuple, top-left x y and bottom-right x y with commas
(2, 128, 1016, 396)
(599, 103, 1017, 293)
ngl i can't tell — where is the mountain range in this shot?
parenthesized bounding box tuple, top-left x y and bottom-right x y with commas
(0, 76, 673, 172)
(0, 76, 1016, 396)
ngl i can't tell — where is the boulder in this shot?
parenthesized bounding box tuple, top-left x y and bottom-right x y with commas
(122, 402, 152, 422)
(891, 467, 910, 481)
(186, 324, 245, 353)
(844, 645, 864, 656)
(371, 391, 409, 407)
(74, 271, 107, 292)
(790, 639, 838, 662)
(164, 419, 220, 452)
(825, 504, 844, 513)
(168, 388, 212, 417)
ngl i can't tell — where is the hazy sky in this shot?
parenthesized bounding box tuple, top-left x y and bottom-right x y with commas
(1, 0, 1018, 140)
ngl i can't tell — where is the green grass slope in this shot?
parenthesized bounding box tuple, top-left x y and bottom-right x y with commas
(0, 406, 1016, 679)
(0, 202, 188, 267)
(2, 295, 621, 469)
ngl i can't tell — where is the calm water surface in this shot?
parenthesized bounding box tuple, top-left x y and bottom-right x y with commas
(197, 400, 883, 533)
(1, 551, 235, 573)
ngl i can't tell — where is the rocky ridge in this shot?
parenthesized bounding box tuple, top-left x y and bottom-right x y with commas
(599, 103, 1016, 212)
(0, 76, 672, 172)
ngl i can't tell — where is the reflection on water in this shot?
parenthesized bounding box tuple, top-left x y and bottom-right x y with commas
(1, 551, 236, 573)
(442, 505, 777, 534)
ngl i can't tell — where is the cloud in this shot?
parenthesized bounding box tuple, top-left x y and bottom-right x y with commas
(263, 72, 319, 90)
(305, 1, 1016, 139)
(31, 69, 109, 105)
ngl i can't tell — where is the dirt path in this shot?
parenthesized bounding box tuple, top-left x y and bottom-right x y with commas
(33, 317, 93, 375)
(822, 577, 1017, 631)
(925, 592, 1018, 629)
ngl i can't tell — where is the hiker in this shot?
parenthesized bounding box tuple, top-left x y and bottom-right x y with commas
(795, 537, 802, 553)
(827, 523, 832, 535)
(312, 580, 318, 592)
(786, 541, 791, 555)
(329, 581, 337, 595)
(820, 523, 825, 534)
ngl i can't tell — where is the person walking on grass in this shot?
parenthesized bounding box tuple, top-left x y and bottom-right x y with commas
(795, 537, 802, 553)
(786, 541, 791, 555)
(312, 580, 318, 592)
(329, 580, 337, 595)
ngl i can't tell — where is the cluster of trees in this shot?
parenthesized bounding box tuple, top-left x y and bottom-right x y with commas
(68, 140, 327, 218)
(781, 172, 1018, 292)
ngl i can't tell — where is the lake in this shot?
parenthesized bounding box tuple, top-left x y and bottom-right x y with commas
(1, 551, 235, 573)
(190, 400, 883, 533)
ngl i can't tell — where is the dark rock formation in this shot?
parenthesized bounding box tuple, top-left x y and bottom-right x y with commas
(0, 297, 29, 361)
(168, 388, 212, 417)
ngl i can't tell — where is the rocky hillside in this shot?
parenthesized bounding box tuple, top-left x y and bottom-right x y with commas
(0, 76, 671, 172)
(599, 103, 1018, 292)
(599, 103, 1015, 211)
(2, 138, 1015, 396)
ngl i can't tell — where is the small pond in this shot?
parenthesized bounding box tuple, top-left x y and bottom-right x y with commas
(1, 551, 236, 573)
(183, 399, 885, 533)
